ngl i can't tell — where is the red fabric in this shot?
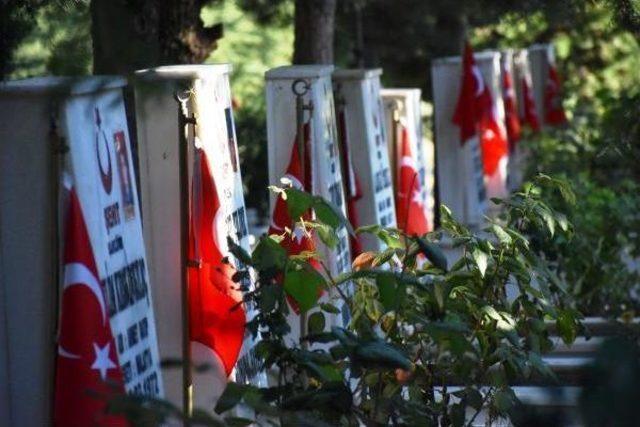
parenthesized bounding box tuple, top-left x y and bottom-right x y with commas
(544, 62, 567, 125)
(453, 42, 508, 177)
(479, 98, 509, 177)
(268, 124, 321, 311)
(337, 109, 364, 259)
(502, 63, 522, 151)
(188, 150, 245, 377)
(521, 76, 541, 132)
(453, 42, 483, 144)
(396, 128, 429, 236)
(54, 189, 126, 427)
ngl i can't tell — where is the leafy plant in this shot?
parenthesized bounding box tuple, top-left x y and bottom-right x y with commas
(200, 175, 580, 426)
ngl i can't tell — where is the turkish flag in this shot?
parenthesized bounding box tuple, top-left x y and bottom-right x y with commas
(453, 42, 484, 145)
(544, 60, 567, 125)
(337, 109, 364, 259)
(453, 42, 508, 178)
(521, 75, 541, 132)
(54, 188, 126, 427)
(188, 149, 245, 377)
(396, 128, 429, 236)
(268, 124, 321, 310)
(501, 58, 522, 151)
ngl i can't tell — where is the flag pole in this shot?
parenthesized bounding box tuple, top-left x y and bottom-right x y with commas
(292, 79, 313, 344)
(389, 100, 401, 193)
(176, 90, 195, 425)
(48, 111, 67, 422)
(334, 91, 350, 204)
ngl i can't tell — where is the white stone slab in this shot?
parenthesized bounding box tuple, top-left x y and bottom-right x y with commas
(333, 69, 397, 251)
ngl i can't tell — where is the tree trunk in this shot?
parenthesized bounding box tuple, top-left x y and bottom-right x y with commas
(293, 0, 337, 64)
(91, 0, 222, 74)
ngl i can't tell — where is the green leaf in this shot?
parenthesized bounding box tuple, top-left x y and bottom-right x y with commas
(308, 312, 326, 334)
(283, 264, 325, 312)
(214, 382, 248, 414)
(416, 238, 448, 271)
(353, 340, 412, 370)
(320, 302, 340, 314)
(376, 273, 398, 312)
(284, 188, 315, 221)
(491, 224, 512, 245)
(314, 200, 342, 229)
(556, 310, 578, 344)
(472, 248, 489, 277)
(226, 237, 252, 266)
(252, 236, 287, 271)
(309, 222, 339, 249)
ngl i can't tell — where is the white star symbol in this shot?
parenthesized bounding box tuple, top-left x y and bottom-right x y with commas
(292, 225, 306, 244)
(90, 342, 117, 381)
(411, 190, 423, 205)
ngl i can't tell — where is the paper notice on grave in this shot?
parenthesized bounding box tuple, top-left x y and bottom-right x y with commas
(332, 69, 397, 253)
(191, 72, 267, 387)
(62, 88, 163, 396)
(266, 65, 352, 329)
(380, 88, 434, 228)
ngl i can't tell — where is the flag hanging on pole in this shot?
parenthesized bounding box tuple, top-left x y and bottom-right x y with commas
(54, 187, 126, 427)
(268, 123, 321, 311)
(395, 127, 429, 236)
(501, 56, 522, 151)
(544, 49, 567, 125)
(453, 42, 508, 178)
(521, 73, 541, 132)
(188, 149, 246, 377)
(337, 109, 364, 259)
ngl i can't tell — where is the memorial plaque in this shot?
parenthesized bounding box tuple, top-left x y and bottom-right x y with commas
(0, 77, 163, 425)
(431, 51, 509, 226)
(265, 65, 352, 330)
(332, 69, 397, 252)
(134, 65, 266, 410)
(380, 88, 435, 228)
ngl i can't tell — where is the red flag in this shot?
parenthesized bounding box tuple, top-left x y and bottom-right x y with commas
(453, 42, 508, 177)
(188, 150, 245, 377)
(268, 124, 321, 310)
(337, 109, 364, 259)
(54, 188, 126, 427)
(479, 95, 509, 177)
(396, 128, 429, 236)
(453, 42, 484, 145)
(521, 75, 541, 132)
(501, 58, 522, 151)
(544, 57, 567, 125)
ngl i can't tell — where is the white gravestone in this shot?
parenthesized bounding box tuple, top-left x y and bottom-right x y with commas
(332, 69, 397, 251)
(432, 51, 508, 226)
(380, 88, 434, 228)
(134, 65, 266, 410)
(508, 49, 535, 191)
(0, 77, 163, 425)
(528, 44, 554, 127)
(265, 65, 352, 330)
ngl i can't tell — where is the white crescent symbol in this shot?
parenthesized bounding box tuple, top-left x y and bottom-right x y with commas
(472, 66, 485, 96)
(58, 346, 80, 359)
(63, 262, 107, 324)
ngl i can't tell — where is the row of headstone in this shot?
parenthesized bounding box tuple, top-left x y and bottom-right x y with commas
(0, 42, 562, 424)
(432, 44, 565, 228)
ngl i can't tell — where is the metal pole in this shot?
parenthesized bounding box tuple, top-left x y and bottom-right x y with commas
(176, 91, 194, 424)
(48, 111, 67, 424)
(390, 100, 401, 193)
